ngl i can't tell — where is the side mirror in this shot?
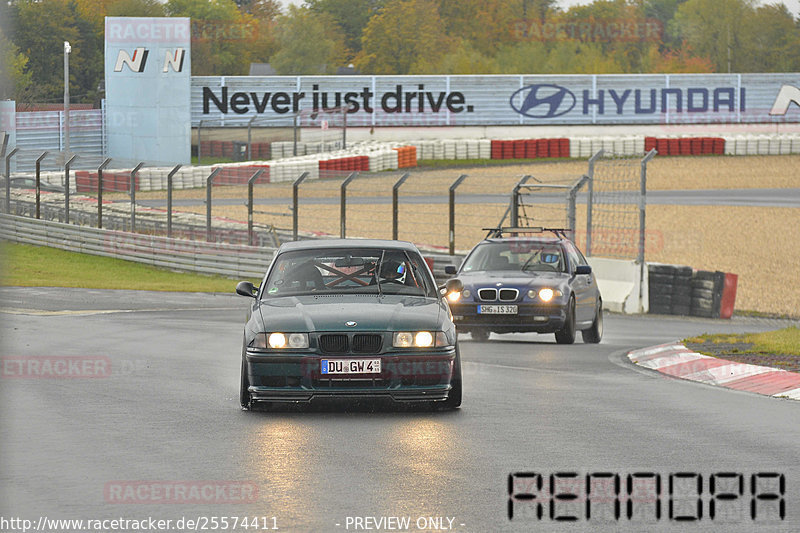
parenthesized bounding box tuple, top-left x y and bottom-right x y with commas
(445, 278, 463, 294)
(575, 265, 592, 275)
(236, 280, 258, 298)
(444, 265, 457, 275)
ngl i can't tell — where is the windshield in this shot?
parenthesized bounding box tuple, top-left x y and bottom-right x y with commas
(461, 241, 566, 273)
(261, 247, 437, 298)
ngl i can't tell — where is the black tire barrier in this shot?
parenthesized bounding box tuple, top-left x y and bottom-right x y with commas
(649, 264, 730, 318)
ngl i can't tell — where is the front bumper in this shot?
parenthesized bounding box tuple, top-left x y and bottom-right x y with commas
(245, 350, 456, 403)
(449, 303, 567, 333)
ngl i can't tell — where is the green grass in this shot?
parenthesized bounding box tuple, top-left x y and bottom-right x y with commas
(1, 242, 247, 293)
(192, 156, 237, 166)
(685, 327, 800, 356)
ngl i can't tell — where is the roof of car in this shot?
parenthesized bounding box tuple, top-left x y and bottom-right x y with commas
(277, 238, 420, 253)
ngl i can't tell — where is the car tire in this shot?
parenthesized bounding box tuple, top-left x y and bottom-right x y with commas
(555, 297, 576, 344)
(582, 301, 603, 344)
(240, 356, 251, 410)
(441, 345, 462, 409)
(470, 329, 490, 342)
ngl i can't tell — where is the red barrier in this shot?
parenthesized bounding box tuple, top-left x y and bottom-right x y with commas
(667, 139, 680, 155)
(559, 138, 570, 158)
(718, 273, 738, 319)
(679, 138, 692, 155)
(644, 137, 657, 153)
(490, 140, 502, 159)
(501, 140, 514, 159)
(524, 139, 537, 159)
(690, 138, 703, 155)
(513, 139, 526, 159)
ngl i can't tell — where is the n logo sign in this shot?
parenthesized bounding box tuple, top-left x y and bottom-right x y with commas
(114, 48, 186, 73)
(114, 48, 148, 72)
(769, 85, 800, 116)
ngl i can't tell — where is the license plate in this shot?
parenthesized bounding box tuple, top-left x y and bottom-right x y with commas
(478, 305, 518, 314)
(321, 359, 381, 374)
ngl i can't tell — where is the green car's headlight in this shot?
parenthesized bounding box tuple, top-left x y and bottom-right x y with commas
(254, 333, 309, 349)
(393, 331, 450, 348)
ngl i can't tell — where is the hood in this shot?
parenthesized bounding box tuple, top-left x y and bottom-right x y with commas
(255, 294, 444, 332)
(457, 270, 569, 288)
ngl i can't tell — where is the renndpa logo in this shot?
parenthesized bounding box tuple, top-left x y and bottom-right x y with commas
(114, 48, 186, 73)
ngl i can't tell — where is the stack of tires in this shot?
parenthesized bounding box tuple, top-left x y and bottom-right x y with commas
(691, 270, 725, 318)
(671, 266, 693, 316)
(648, 264, 675, 314)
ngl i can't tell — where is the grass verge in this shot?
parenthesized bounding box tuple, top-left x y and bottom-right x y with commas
(685, 327, 800, 356)
(0, 242, 244, 293)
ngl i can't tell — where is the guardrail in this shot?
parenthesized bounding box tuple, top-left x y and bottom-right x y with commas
(0, 213, 274, 280)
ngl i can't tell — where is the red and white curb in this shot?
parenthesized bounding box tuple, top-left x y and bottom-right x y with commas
(628, 343, 800, 401)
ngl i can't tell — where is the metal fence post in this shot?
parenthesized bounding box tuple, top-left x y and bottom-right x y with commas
(64, 153, 77, 224)
(35, 152, 49, 219)
(206, 167, 221, 242)
(392, 172, 410, 240)
(449, 174, 468, 255)
(130, 162, 144, 232)
(585, 149, 604, 256)
(247, 169, 265, 246)
(247, 116, 256, 161)
(197, 120, 204, 165)
(97, 158, 111, 229)
(166, 164, 181, 238)
(639, 149, 656, 265)
(340, 172, 358, 238)
(292, 171, 309, 241)
(5, 147, 18, 213)
(568, 175, 589, 240)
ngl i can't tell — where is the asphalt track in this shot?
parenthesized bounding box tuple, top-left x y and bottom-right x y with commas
(1, 287, 798, 532)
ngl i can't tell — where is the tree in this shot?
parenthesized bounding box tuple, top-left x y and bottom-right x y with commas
(306, 0, 386, 60)
(436, 0, 519, 55)
(741, 4, 800, 71)
(673, 0, 755, 73)
(357, 0, 453, 74)
(13, 0, 103, 104)
(0, 29, 34, 101)
(166, 0, 255, 75)
(107, 0, 166, 18)
(270, 5, 347, 74)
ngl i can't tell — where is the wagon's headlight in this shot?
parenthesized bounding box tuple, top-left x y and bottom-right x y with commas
(530, 288, 562, 302)
(254, 332, 309, 349)
(447, 291, 460, 302)
(393, 331, 450, 348)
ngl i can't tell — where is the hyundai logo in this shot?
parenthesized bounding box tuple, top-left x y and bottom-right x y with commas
(510, 84, 576, 119)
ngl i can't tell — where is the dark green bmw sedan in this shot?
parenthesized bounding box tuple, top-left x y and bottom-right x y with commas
(235, 239, 463, 410)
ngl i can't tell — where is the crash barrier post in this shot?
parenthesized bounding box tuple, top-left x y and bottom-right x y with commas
(247, 169, 265, 246)
(510, 177, 587, 235)
(585, 149, 604, 256)
(5, 147, 18, 213)
(96, 158, 111, 229)
(567, 175, 589, 238)
(64, 153, 77, 224)
(35, 152, 50, 220)
(639, 149, 657, 308)
(340, 172, 359, 238)
(292, 172, 309, 241)
(449, 174, 468, 255)
(392, 172, 411, 241)
(206, 167, 222, 242)
(166, 164, 181, 239)
(197, 120, 205, 165)
(130, 162, 144, 233)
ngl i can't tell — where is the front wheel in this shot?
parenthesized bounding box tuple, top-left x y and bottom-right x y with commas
(582, 302, 603, 344)
(441, 346, 462, 409)
(555, 298, 576, 344)
(240, 357, 251, 410)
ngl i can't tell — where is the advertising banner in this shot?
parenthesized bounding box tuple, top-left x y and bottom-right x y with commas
(105, 17, 191, 164)
(192, 73, 800, 128)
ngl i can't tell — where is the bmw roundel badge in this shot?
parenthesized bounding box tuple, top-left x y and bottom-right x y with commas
(345, 321, 357, 327)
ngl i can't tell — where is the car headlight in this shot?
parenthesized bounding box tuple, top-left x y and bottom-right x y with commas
(447, 291, 461, 303)
(393, 331, 450, 348)
(529, 288, 562, 302)
(253, 332, 309, 349)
